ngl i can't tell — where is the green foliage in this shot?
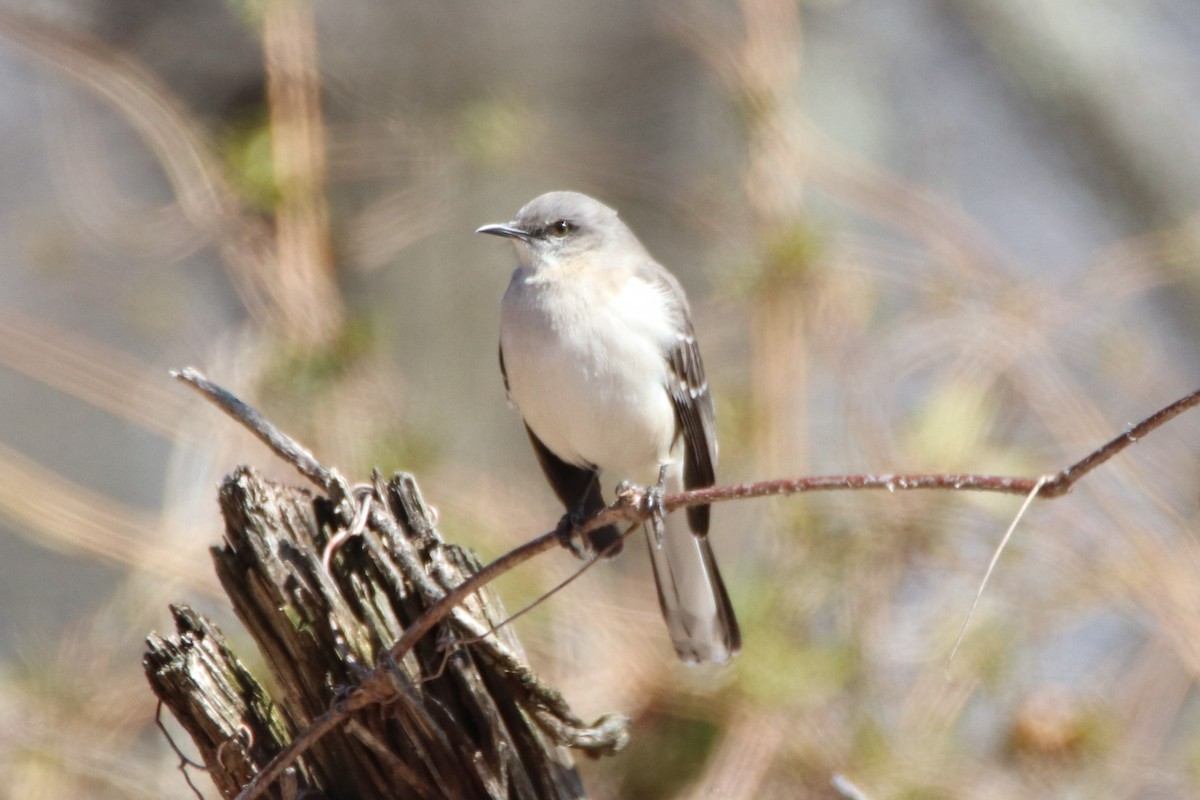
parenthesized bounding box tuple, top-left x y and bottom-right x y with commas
(617, 713, 722, 798)
(738, 637, 856, 706)
(761, 222, 827, 282)
(903, 375, 1000, 470)
(719, 220, 828, 298)
(366, 424, 442, 477)
(455, 97, 537, 168)
(261, 316, 377, 398)
(849, 714, 891, 764)
(218, 111, 279, 211)
(896, 783, 954, 800)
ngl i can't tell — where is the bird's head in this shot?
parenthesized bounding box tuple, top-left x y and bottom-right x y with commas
(477, 191, 643, 271)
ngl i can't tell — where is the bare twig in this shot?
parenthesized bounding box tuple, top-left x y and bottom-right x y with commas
(172, 367, 338, 494)
(659, 383, 1200, 510)
(232, 711, 347, 800)
(155, 702, 207, 800)
(321, 489, 373, 573)
(376, 502, 641, 673)
(175, 367, 1200, 800)
(181, 364, 1199, 523)
(451, 530, 633, 647)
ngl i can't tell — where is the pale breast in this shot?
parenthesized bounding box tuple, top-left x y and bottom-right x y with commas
(500, 267, 679, 483)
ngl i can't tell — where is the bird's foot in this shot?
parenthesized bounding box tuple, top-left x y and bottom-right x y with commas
(555, 510, 593, 560)
(614, 470, 669, 547)
(642, 465, 670, 548)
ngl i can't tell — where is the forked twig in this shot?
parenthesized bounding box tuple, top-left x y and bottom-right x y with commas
(171, 369, 1200, 800)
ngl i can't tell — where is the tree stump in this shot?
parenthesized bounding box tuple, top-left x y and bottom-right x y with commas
(145, 466, 626, 799)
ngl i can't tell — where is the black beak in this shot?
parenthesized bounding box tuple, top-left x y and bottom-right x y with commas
(476, 223, 532, 242)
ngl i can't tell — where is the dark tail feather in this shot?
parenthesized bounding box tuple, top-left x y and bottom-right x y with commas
(645, 514, 740, 664)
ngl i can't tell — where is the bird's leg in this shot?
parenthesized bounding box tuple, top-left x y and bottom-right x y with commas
(647, 464, 668, 547)
(616, 468, 669, 546)
(555, 508, 593, 560)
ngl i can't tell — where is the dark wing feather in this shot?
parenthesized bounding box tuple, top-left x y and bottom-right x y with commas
(635, 260, 719, 535)
(666, 329, 718, 534)
(523, 424, 623, 555)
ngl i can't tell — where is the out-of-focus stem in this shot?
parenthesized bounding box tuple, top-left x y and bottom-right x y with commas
(262, 0, 343, 348)
(737, 0, 810, 478)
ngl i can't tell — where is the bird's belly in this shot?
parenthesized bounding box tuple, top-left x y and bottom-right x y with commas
(501, 284, 676, 484)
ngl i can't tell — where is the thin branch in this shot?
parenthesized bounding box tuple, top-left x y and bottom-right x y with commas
(1039, 386, 1200, 497)
(375, 507, 641, 672)
(175, 367, 1200, 800)
(831, 773, 872, 800)
(172, 367, 337, 494)
(451, 528, 633, 646)
(180, 364, 1200, 522)
(233, 711, 348, 800)
(155, 702, 207, 800)
(660, 384, 1200, 510)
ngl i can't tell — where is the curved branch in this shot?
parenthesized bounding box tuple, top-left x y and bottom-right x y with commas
(173, 367, 1200, 800)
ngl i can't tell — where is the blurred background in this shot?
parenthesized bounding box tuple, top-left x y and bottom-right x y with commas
(1, 0, 1199, 797)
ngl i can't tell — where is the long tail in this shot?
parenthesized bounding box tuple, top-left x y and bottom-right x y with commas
(644, 502, 741, 664)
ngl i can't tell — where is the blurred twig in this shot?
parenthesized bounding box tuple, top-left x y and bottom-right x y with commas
(261, 0, 342, 347)
(831, 773, 872, 800)
(0, 309, 190, 439)
(671, 0, 814, 477)
(0, 11, 229, 225)
(670, 1, 1005, 281)
(0, 440, 214, 589)
(0, 8, 275, 314)
(0, 7, 344, 346)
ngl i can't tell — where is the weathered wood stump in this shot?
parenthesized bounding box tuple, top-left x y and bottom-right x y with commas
(144, 466, 627, 799)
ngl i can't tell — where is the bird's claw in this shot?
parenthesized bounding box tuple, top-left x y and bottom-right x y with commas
(616, 469, 668, 548)
(647, 484, 666, 547)
(555, 510, 593, 560)
(646, 464, 669, 548)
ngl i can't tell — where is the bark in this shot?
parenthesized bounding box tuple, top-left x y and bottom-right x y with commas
(145, 466, 605, 799)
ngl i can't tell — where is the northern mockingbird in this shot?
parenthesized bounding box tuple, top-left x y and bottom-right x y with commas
(478, 191, 741, 664)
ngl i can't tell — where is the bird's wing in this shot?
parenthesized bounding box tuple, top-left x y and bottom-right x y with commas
(523, 423, 623, 555)
(640, 263, 718, 536)
(666, 328, 718, 535)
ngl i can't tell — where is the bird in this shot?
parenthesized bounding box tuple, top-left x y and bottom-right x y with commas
(477, 190, 741, 664)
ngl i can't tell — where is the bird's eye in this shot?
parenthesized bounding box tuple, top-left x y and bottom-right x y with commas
(549, 219, 572, 237)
